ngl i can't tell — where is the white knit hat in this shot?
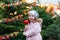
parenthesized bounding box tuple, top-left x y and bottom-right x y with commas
(28, 10, 39, 18)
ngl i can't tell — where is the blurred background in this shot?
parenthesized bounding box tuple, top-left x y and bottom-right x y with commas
(0, 0, 60, 40)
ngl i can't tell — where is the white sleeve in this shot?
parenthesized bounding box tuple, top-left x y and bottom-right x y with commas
(23, 23, 41, 37)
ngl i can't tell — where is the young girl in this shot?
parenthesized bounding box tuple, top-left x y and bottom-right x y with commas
(23, 10, 42, 40)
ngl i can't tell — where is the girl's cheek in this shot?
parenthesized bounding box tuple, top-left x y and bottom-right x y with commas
(31, 17, 35, 19)
(28, 16, 35, 21)
(28, 16, 35, 19)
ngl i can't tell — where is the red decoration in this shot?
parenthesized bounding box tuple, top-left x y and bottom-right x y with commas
(24, 20, 29, 25)
(8, 4, 10, 7)
(3, 4, 6, 7)
(4, 18, 11, 23)
(7, 18, 11, 22)
(4, 18, 8, 23)
(0, 36, 2, 40)
(6, 35, 10, 39)
(2, 36, 5, 40)
(19, 14, 23, 17)
(32, 2, 36, 6)
(34, 3, 36, 6)
(5, 35, 10, 40)
(19, 14, 23, 19)
(11, 18, 15, 22)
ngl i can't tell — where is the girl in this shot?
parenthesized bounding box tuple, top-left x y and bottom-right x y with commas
(23, 10, 42, 40)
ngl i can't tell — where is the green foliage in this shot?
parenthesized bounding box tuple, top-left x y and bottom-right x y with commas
(0, 8, 5, 19)
(33, 6, 53, 29)
(42, 16, 60, 40)
(0, 0, 60, 40)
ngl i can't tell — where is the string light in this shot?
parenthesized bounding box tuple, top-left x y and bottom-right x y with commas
(25, 0, 36, 4)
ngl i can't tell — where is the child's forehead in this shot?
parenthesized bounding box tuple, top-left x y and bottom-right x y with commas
(28, 14, 34, 16)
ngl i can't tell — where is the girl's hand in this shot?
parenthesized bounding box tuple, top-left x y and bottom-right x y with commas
(24, 25, 28, 32)
(24, 27, 28, 32)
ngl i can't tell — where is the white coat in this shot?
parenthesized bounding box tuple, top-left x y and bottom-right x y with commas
(23, 21, 42, 40)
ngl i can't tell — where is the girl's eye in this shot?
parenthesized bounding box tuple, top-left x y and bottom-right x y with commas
(28, 14, 34, 17)
(32, 15, 34, 16)
(29, 16, 33, 17)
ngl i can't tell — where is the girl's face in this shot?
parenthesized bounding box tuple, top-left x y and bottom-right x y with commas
(28, 14, 35, 21)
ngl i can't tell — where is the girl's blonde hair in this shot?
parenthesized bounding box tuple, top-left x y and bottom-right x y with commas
(36, 18, 43, 27)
